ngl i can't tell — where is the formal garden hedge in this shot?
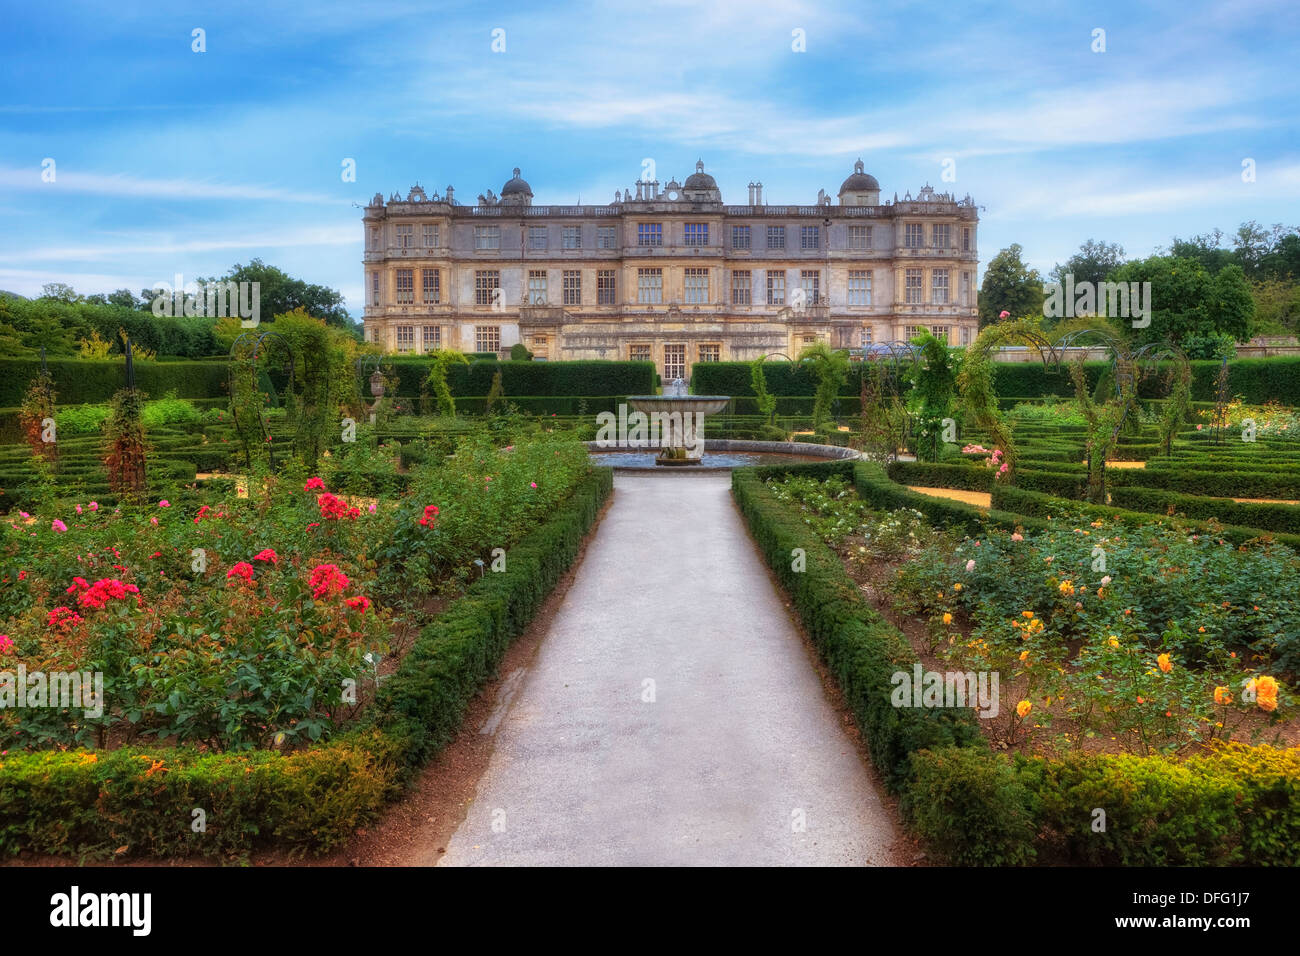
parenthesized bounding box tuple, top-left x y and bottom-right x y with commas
(693, 356, 1300, 406)
(0, 359, 232, 407)
(378, 359, 655, 398)
(734, 460, 1300, 865)
(0, 467, 613, 859)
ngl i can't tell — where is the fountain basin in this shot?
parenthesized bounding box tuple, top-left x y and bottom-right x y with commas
(625, 394, 731, 465)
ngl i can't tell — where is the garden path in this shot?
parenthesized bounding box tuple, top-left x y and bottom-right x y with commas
(436, 471, 900, 866)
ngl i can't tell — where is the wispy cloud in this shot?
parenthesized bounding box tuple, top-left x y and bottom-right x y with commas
(0, 168, 353, 205)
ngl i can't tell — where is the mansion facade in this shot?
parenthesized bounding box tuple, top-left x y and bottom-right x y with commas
(361, 160, 980, 379)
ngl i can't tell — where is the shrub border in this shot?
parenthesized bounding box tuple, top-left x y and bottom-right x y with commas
(0, 467, 614, 859)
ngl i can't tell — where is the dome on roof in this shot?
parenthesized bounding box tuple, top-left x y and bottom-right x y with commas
(501, 167, 532, 197)
(684, 159, 717, 191)
(839, 159, 879, 194)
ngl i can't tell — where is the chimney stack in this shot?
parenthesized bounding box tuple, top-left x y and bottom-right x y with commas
(755, 182, 763, 206)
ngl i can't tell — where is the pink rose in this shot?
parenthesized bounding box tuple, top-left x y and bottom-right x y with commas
(52, 519, 67, 533)
(966, 559, 976, 572)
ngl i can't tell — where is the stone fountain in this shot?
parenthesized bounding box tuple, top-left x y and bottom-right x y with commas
(626, 379, 730, 465)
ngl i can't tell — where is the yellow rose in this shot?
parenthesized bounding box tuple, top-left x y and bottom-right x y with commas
(1016, 700, 1032, 718)
(942, 612, 953, 625)
(1157, 653, 1173, 673)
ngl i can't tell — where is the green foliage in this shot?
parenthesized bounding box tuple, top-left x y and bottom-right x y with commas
(424, 350, 470, 417)
(0, 359, 230, 407)
(978, 243, 1044, 327)
(904, 334, 959, 462)
(798, 341, 850, 428)
(384, 358, 654, 399)
(750, 357, 777, 423)
(509, 343, 533, 361)
(103, 387, 147, 499)
(1110, 256, 1254, 347)
(906, 748, 1037, 865)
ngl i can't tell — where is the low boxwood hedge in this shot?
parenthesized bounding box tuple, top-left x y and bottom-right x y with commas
(1108, 486, 1300, 535)
(737, 461, 1300, 865)
(0, 467, 613, 859)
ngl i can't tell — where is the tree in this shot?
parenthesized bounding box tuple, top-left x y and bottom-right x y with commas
(197, 259, 354, 330)
(1050, 239, 1126, 288)
(1108, 256, 1254, 348)
(1249, 277, 1300, 336)
(1167, 229, 1236, 275)
(978, 244, 1044, 327)
(40, 282, 82, 303)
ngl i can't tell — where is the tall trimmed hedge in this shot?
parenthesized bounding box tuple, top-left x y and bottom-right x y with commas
(378, 359, 655, 398)
(0, 359, 230, 406)
(695, 357, 1300, 406)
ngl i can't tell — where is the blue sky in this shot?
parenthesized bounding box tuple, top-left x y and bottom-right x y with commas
(2, 0, 1297, 316)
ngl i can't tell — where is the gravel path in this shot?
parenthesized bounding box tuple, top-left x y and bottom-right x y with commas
(438, 471, 899, 866)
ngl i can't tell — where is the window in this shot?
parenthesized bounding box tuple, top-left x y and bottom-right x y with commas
(395, 325, 415, 352)
(731, 270, 752, 305)
(530, 334, 548, 359)
(368, 227, 379, 250)
(962, 227, 971, 252)
(562, 226, 582, 250)
(905, 269, 923, 304)
(766, 225, 785, 250)
(932, 224, 950, 249)
(932, 268, 949, 305)
(421, 269, 440, 305)
(629, 344, 651, 362)
(637, 268, 663, 304)
(930, 325, 951, 344)
(766, 270, 786, 305)
(597, 269, 616, 304)
(684, 223, 708, 247)
(698, 344, 720, 363)
(423, 224, 438, 248)
(395, 269, 414, 304)
(474, 270, 500, 306)
(859, 327, 874, 346)
(597, 226, 617, 249)
(367, 325, 378, 343)
(732, 225, 751, 249)
(637, 223, 663, 247)
(421, 326, 440, 351)
(961, 326, 971, 345)
(562, 270, 581, 306)
(960, 271, 972, 306)
(800, 225, 820, 250)
(799, 270, 820, 304)
(528, 226, 548, 250)
(847, 270, 873, 306)
(396, 225, 413, 248)
(663, 343, 686, 381)
(848, 225, 872, 250)
(904, 223, 924, 248)
(475, 326, 501, 353)
(905, 325, 925, 340)
(684, 268, 709, 304)
(527, 270, 548, 305)
(474, 225, 500, 250)
(370, 271, 380, 305)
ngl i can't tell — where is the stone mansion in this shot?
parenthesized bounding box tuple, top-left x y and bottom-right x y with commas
(361, 161, 980, 380)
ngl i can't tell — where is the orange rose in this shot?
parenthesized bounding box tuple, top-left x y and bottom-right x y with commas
(1016, 700, 1032, 719)
(1157, 653, 1173, 673)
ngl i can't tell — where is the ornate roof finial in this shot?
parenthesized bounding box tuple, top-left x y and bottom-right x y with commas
(513, 167, 521, 178)
(696, 159, 704, 173)
(854, 158, 864, 173)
